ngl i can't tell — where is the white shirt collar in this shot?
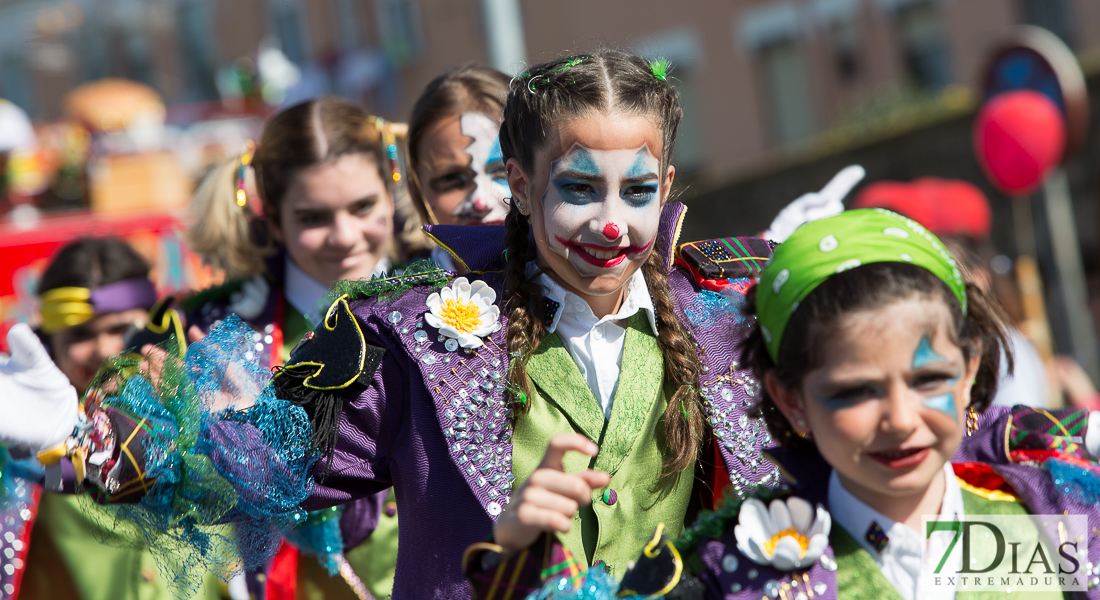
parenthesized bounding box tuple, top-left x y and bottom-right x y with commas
(526, 261, 658, 335)
(285, 256, 389, 327)
(828, 463, 964, 600)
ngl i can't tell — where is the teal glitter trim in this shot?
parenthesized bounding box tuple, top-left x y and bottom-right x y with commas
(528, 567, 652, 600)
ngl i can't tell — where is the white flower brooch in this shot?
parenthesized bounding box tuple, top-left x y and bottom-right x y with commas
(734, 496, 831, 571)
(424, 277, 502, 349)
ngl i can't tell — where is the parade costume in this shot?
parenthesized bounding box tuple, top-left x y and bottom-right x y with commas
(464, 210, 1100, 599)
(465, 406, 1100, 599)
(181, 250, 398, 600)
(20, 202, 780, 599)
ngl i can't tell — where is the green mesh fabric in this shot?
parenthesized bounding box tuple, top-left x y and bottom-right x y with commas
(83, 316, 317, 597)
(325, 259, 450, 305)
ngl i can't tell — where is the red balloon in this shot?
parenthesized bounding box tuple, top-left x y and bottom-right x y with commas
(973, 90, 1065, 196)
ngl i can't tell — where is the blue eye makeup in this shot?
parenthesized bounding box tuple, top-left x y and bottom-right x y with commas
(912, 336, 960, 420)
(620, 149, 659, 206)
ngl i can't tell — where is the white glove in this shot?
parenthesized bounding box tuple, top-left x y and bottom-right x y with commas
(764, 165, 866, 243)
(0, 323, 79, 451)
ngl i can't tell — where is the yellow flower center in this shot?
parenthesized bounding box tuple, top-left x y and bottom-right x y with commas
(439, 298, 482, 334)
(762, 528, 811, 558)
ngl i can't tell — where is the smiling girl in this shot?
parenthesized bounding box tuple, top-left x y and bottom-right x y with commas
(466, 208, 1100, 599)
(0, 50, 781, 599)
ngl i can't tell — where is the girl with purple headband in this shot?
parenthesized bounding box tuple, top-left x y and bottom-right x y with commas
(2, 238, 224, 600)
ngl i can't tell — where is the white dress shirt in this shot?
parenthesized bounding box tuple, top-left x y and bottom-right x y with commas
(828, 463, 964, 600)
(285, 256, 390, 327)
(529, 262, 658, 418)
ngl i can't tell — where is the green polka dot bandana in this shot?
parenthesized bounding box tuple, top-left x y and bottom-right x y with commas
(756, 208, 967, 362)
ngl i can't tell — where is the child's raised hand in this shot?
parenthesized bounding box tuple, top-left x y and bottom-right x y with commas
(494, 433, 611, 553)
(764, 164, 866, 243)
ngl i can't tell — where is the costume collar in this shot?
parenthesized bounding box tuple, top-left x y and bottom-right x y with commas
(285, 257, 389, 326)
(827, 463, 963, 559)
(526, 261, 657, 336)
(421, 202, 688, 274)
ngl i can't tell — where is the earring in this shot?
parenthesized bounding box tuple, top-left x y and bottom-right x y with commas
(966, 407, 979, 436)
(514, 198, 527, 215)
(794, 417, 811, 439)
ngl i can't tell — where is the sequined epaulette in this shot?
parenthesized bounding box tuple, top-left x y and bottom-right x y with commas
(676, 237, 775, 290)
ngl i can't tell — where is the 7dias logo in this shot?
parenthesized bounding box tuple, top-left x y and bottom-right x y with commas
(921, 515, 1088, 593)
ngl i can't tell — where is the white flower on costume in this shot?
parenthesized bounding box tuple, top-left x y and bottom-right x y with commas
(734, 496, 831, 571)
(424, 278, 501, 348)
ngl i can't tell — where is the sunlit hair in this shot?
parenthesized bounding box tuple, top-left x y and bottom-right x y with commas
(740, 262, 1013, 451)
(498, 49, 701, 474)
(406, 65, 511, 225)
(187, 157, 267, 279)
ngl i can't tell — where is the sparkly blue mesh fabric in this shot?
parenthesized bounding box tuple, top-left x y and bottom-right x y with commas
(83, 316, 317, 596)
(685, 280, 752, 329)
(0, 446, 43, 501)
(285, 505, 346, 575)
(1047, 459, 1100, 506)
(528, 569, 652, 600)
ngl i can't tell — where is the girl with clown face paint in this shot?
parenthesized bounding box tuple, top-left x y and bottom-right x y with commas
(0, 50, 781, 599)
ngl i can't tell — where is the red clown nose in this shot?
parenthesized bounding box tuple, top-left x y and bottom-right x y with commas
(602, 222, 620, 239)
(973, 90, 1065, 196)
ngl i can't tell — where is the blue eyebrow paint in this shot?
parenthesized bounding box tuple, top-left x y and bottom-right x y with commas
(913, 336, 958, 420)
(626, 149, 655, 179)
(486, 135, 503, 166)
(563, 147, 601, 176)
(912, 336, 947, 369)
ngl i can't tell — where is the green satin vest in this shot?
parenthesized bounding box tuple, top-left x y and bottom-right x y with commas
(511, 313, 695, 578)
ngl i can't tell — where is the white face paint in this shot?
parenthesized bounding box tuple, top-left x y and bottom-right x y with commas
(539, 144, 662, 281)
(454, 112, 509, 225)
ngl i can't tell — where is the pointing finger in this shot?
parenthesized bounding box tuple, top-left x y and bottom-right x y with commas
(538, 433, 599, 471)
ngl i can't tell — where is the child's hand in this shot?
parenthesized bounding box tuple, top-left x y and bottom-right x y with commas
(494, 433, 611, 553)
(764, 165, 865, 242)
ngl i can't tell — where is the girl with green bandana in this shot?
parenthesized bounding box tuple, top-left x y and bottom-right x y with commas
(466, 208, 1100, 600)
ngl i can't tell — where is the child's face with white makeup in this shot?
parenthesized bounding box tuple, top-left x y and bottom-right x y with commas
(767, 296, 980, 508)
(415, 112, 508, 225)
(507, 112, 672, 307)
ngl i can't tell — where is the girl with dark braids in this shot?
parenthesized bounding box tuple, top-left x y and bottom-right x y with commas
(0, 50, 784, 599)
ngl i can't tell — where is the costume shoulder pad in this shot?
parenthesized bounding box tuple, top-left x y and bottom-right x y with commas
(272, 295, 386, 465)
(676, 237, 775, 291)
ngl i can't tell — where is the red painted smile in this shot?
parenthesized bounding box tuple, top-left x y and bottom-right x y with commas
(554, 235, 652, 268)
(868, 446, 930, 470)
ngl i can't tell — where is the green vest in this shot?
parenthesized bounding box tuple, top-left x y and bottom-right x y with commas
(832, 482, 1066, 599)
(511, 314, 695, 578)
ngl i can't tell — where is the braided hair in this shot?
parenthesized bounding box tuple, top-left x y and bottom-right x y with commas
(499, 49, 703, 474)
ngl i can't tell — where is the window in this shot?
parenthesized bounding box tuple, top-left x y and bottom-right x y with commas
(176, 0, 218, 101)
(896, 1, 951, 90)
(1020, 0, 1074, 49)
(270, 0, 310, 65)
(760, 39, 815, 145)
(636, 27, 704, 170)
(374, 0, 423, 65)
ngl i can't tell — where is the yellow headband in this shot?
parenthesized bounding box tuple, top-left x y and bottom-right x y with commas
(40, 287, 96, 334)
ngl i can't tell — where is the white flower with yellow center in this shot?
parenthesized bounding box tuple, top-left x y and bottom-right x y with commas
(734, 496, 830, 571)
(424, 278, 501, 349)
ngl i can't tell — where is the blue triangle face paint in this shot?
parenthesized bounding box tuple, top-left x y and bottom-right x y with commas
(913, 335, 958, 420)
